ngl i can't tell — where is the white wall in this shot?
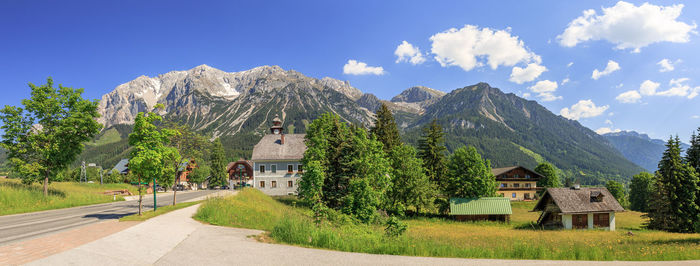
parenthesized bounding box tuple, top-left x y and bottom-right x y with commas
(253, 160, 302, 196)
(609, 212, 616, 231)
(561, 214, 572, 229)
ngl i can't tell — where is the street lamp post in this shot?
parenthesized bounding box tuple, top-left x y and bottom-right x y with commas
(153, 177, 157, 211)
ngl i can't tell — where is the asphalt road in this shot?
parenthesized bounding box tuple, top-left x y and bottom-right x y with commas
(0, 189, 217, 247)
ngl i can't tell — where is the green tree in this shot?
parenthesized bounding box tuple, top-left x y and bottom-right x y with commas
(188, 162, 209, 186)
(128, 104, 179, 215)
(647, 136, 699, 232)
(0, 78, 101, 196)
(209, 138, 228, 187)
(629, 172, 653, 212)
(605, 180, 627, 207)
(534, 162, 560, 189)
(687, 129, 700, 173)
(387, 144, 435, 215)
(298, 160, 326, 225)
(445, 146, 497, 199)
(417, 119, 448, 192)
(370, 103, 401, 154)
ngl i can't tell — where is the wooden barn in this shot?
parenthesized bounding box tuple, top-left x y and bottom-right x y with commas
(449, 197, 512, 222)
(532, 186, 625, 231)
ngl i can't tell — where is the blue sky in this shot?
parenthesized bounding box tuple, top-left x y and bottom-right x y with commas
(1, 0, 699, 141)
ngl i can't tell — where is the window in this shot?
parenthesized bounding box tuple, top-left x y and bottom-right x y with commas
(500, 183, 506, 187)
(288, 165, 294, 173)
(511, 193, 516, 198)
(259, 165, 265, 173)
(259, 181, 265, 188)
(514, 174, 519, 178)
(288, 180, 293, 187)
(594, 213, 610, 227)
(513, 183, 520, 188)
(271, 181, 277, 188)
(298, 164, 303, 173)
(525, 174, 531, 178)
(271, 165, 277, 173)
(525, 183, 531, 188)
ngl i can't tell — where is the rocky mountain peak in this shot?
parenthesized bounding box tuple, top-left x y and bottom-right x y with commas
(391, 86, 445, 103)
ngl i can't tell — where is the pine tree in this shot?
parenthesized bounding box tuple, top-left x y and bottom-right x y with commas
(418, 119, 448, 192)
(445, 146, 497, 199)
(534, 162, 560, 189)
(629, 172, 653, 212)
(686, 128, 700, 223)
(370, 103, 401, 154)
(647, 136, 700, 232)
(209, 138, 227, 187)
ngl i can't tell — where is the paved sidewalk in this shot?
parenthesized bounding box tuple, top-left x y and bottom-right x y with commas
(30, 192, 700, 266)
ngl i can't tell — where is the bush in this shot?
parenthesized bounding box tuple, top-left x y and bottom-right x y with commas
(384, 216, 407, 237)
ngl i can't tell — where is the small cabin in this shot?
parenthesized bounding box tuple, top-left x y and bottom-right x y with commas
(532, 186, 625, 231)
(449, 197, 512, 222)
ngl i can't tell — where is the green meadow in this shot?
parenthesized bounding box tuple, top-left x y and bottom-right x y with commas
(194, 188, 700, 261)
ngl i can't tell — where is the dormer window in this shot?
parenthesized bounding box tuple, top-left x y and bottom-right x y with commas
(590, 191, 604, 202)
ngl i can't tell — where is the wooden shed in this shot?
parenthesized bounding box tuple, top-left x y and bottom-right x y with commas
(532, 187, 625, 231)
(449, 197, 512, 222)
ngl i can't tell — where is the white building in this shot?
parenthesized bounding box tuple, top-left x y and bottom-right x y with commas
(251, 115, 306, 196)
(533, 187, 625, 231)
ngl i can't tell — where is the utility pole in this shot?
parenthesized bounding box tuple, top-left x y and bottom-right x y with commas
(153, 177, 157, 211)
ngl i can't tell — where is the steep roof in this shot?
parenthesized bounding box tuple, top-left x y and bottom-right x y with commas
(251, 134, 306, 161)
(491, 165, 543, 178)
(449, 197, 512, 215)
(533, 187, 625, 214)
(112, 159, 129, 174)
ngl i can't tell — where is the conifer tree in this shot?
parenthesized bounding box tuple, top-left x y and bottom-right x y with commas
(370, 103, 401, 154)
(418, 119, 448, 191)
(687, 129, 700, 175)
(647, 136, 699, 232)
(209, 138, 228, 187)
(387, 144, 435, 215)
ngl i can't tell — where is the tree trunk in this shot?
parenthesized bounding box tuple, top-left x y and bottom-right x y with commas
(138, 175, 142, 216)
(173, 174, 178, 206)
(43, 175, 48, 197)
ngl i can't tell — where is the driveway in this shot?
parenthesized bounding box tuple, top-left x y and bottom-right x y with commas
(27, 199, 699, 266)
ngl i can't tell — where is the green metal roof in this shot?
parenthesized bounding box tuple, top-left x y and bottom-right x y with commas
(449, 197, 512, 215)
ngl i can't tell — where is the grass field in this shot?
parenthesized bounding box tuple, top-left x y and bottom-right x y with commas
(0, 178, 137, 216)
(119, 201, 201, 221)
(194, 188, 700, 261)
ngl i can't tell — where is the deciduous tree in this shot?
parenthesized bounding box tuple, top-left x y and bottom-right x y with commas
(128, 104, 179, 215)
(535, 162, 560, 189)
(445, 146, 497, 199)
(629, 172, 653, 212)
(0, 78, 101, 196)
(605, 180, 627, 207)
(387, 144, 435, 215)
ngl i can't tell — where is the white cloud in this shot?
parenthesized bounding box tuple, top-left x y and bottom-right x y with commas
(605, 119, 613, 125)
(615, 83, 624, 88)
(528, 80, 561, 102)
(430, 25, 541, 72)
(615, 90, 642, 103)
(657, 59, 677, 72)
(692, 115, 700, 119)
(561, 78, 570, 85)
(509, 63, 547, 84)
(567, 62, 574, 67)
(560, 99, 609, 120)
(639, 80, 660, 96)
(595, 127, 622, 135)
(558, 1, 697, 52)
(592, 60, 620, 80)
(394, 41, 426, 65)
(656, 78, 699, 98)
(343, 60, 385, 75)
(522, 92, 531, 98)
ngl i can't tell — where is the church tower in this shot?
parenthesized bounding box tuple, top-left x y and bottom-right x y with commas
(270, 114, 283, 135)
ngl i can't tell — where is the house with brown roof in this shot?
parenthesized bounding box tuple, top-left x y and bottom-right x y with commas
(492, 166, 543, 201)
(251, 114, 306, 196)
(532, 186, 625, 231)
(227, 159, 253, 188)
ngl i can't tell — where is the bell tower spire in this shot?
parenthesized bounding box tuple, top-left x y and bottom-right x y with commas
(270, 114, 283, 135)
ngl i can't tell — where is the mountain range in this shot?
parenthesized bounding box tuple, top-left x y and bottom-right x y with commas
(602, 131, 690, 172)
(85, 65, 646, 184)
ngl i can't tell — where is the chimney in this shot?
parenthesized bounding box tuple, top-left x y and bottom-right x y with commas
(281, 133, 285, 145)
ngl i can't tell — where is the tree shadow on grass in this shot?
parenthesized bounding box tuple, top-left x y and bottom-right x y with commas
(0, 180, 66, 197)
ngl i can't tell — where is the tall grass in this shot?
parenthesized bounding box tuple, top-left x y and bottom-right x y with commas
(0, 179, 136, 216)
(195, 188, 700, 261)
